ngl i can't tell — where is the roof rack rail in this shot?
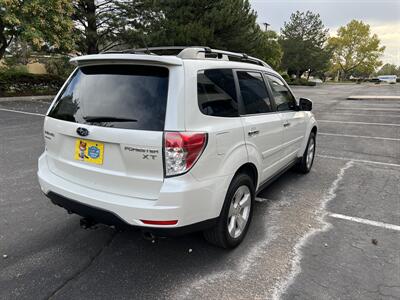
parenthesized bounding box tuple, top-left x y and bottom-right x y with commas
(102, 46, 190, 55)
(102, 46, 271, 68)
(177, 47, 270, 68)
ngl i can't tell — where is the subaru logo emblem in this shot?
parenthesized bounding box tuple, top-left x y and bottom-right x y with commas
(77, 127, 89, 137)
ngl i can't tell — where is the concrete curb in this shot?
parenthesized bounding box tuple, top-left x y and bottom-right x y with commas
(347, 95, 400, 100)
(0, 95, 55, 102)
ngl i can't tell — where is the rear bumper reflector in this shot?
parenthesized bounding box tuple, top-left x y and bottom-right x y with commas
(141, 220, 178, 226)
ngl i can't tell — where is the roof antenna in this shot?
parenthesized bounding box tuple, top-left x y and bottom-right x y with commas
(141, 34, 151, 54)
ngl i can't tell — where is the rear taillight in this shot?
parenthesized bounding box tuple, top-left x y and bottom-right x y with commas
(164, 131, 207, 177)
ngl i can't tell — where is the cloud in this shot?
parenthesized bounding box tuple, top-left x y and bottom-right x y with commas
(370, 22, 400, 65)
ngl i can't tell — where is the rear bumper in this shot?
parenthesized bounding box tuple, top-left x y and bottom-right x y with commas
(38, 153, 230, 231)
(47, 191, 217, 236)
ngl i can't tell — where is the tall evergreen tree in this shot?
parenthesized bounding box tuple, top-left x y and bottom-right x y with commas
(123, 0, 275, 61)
(72, 0, 125, 54)
(257, 30, 282, 70)
(72, 0, 155, 54)
(279, 11, 331, 78)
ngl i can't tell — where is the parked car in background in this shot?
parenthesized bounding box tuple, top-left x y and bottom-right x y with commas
(308, 78, 323, 84)
(37, 46, 317, 248)
(377, 75, 397, 84)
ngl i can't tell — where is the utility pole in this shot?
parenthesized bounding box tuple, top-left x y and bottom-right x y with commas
(263, 22, 270, 31)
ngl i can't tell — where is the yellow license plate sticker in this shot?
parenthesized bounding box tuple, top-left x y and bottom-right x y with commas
(74, 139, 104, 165)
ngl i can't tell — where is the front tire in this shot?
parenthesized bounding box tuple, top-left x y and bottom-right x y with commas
(296, 132, 316, 173)
(203, 173, 255, 248)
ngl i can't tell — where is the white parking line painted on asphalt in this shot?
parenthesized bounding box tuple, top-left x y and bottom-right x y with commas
(342, 100, 400, 104)
(318, 120, 400, 127)
(329, 213, 400, 231)
(255, 197, 270, 202)
(317, 112, 400, 118)
(0, 108, 45, 117)
(347, 95, 400, 100)
(335, 108, 400, 111)
(317, 154, 400, 168)
(319, 132, 400, 142)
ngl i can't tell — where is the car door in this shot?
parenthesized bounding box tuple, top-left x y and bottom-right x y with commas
(265, 74, 307, 161)
(236, 70, 287, 183)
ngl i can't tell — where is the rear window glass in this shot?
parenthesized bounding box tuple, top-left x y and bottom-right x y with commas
(48, 65, 169, 131)
(197, 69, 239, 117)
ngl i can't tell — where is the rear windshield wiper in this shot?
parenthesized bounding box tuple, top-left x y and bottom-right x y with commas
(83, 116, 138, 123)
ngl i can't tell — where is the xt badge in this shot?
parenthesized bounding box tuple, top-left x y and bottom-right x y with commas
(124, 146, 159, 160)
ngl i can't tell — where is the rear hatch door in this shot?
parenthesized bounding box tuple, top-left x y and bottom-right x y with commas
(44, 64, 170, 199)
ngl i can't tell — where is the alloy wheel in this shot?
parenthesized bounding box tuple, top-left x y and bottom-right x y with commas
(227, 185, 251, 238)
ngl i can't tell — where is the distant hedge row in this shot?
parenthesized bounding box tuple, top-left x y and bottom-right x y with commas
(0, 71, 65, 97)
(287, 78, 317, 86)
(280, 73, 317, 86)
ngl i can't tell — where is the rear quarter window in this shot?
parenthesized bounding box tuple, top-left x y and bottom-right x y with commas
(48, 65, 169, 131)
(197, 69, 239, 117)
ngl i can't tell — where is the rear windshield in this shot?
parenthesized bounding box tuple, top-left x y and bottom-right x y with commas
(48, 65, 169, 131)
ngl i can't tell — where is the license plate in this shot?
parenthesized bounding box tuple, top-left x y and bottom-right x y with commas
(74, 139, 104, 165)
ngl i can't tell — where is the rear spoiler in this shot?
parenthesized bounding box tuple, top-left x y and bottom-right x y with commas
(70, 54, 183, 67)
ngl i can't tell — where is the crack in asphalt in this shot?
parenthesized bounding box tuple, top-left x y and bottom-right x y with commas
(46, 230, 118, 300)
(272, 160, 354, 300)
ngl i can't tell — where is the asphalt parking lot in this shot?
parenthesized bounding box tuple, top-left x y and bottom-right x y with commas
(0, 83, 399, 300)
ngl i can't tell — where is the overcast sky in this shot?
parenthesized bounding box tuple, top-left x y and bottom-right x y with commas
(250, 0, 400, 65)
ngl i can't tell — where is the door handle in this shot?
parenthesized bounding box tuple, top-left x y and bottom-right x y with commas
(283, 122, 291, 127)
(248, 130, 260, 136)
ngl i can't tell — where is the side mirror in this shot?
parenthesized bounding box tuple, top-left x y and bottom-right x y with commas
(299, 98, 312, 111)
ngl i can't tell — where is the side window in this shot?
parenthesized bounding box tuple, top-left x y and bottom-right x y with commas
(197, 69, 239, 117)
(237, 71, 273, 115)
(266, 75, 297, 111)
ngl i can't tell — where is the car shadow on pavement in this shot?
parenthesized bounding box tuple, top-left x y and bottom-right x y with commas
(9, 169, 298, 299)
(47, 171, 299, 298)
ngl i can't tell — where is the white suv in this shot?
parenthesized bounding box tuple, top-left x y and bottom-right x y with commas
(38, 47, 317, 248)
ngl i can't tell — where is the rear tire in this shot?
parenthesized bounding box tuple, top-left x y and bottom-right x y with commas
(203, 173, 255, 248)
(296, 132, 316, 173)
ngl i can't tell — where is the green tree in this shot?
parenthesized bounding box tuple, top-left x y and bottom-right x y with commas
(376, 63, 400, 76)
(73, 0, 120, 54)
(279, 11, 331, 79)
(0, 0, 74, 59)
(72, 0, 154, 54)
(114, 0, 162, 50)
(126, 0, 273, 60)
(257, 30, 282, 69)
(45, 56, 75, 78)
(328, 20, 385, 80)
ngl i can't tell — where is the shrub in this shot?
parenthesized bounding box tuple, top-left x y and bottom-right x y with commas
(0, 69, 64, 97)
(45, 56, 75, 79)
(287, 78, 317, 86)
(281, 73, 290, 81)
(1, 64, 29, 75)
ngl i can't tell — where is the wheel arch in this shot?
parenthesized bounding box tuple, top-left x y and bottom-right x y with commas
(234, 162, 258, 190)
(298, 117, 318, 157)
(311, 125, 317, 135)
